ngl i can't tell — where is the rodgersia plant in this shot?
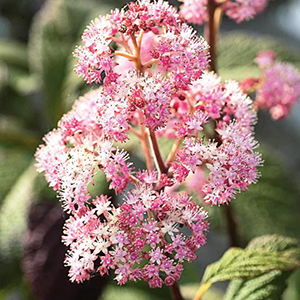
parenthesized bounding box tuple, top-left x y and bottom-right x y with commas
(35, 0, 300, 299)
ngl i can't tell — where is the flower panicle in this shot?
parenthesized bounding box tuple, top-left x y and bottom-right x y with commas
(35, 0, 264, 288)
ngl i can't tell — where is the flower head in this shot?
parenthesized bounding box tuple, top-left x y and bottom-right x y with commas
(36, 0, 263, 288)
(62, 187, 209, 286)
(254, 51, 300, 120)
(74, 0, 209, 86)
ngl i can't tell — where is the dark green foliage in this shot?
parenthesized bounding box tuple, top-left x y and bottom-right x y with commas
(223, 235, 300, 300)
(218, 32, 300, 80)
(224, 270, 290, 300)
(0, 162, 38, 300)
(233, 147, 300, 241)
(0, 40, 28, 70)
(29, 0, 111, 126)
(283, 269, 300, 300)
(0, 40, 38, 129)
(0, 163, 39, 256)
(0, 149, 32, 203)
(0, 116, 39, 149)
(0, 39, 29, 98)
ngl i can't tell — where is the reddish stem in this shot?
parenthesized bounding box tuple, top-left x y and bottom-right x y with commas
(170, 283, 184, 300)
(166, 138, 182, 166)
(206, 0, 240, 247)
(138, 112, 153, 171)
(129, 31, 184, 300)
(206, 0, 218, 72)
(149, 130, 168, 175)
(223, 205, 240, 247)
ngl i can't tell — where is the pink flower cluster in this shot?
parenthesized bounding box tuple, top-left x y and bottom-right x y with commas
(179, 0, 274, 25)
(254, 51, 300, 120)
(35, 89, 133, 213)
(74, 0, 209, 86)
(168, 73, 261, 204)
(179, 0, 208, 25)
(63, 188, 208, 286)
(36, 0, 262, 288)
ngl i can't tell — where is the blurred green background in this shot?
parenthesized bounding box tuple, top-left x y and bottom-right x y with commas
(0, 0, 300, 299)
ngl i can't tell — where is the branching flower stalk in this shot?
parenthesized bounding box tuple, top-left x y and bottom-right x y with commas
(116, 29, 182, 297)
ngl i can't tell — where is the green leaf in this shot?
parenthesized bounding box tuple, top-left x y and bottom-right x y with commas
(283, 269, 300, 300)
(202, 248, 298, 285)
(0, 39, 28, 70)
(0, 39, 38, 96)
(218, 32, 300, 81)
(0, 162, 42, 257)
(247, 235, 300, 260)
(0, 116, 39, 150)
(224, 270, 290, 300)
(88, 167, 111, 198)
(0, 40, 38, 124)
(29, 0, 111, 125)
(0, 148, 32, 202)
(233, 147, 300, 241)
(223, 235, 300, 300)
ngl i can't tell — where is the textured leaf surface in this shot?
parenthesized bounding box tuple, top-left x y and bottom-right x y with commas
(224, 270, 290, 300)
(247, 235, 300, 259)
(218, 32, 300, 81)
(202, 248, 298, 285)
(233, 147, 300, 241)
(223, 235, 300, 300)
